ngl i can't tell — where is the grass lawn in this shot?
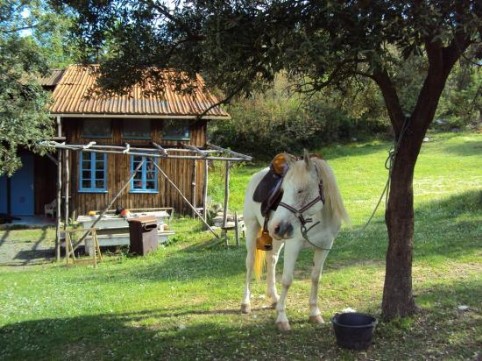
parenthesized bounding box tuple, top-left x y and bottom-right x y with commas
(0, 131, 480, 360)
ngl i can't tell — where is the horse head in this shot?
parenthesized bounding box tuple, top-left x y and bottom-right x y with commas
(268, 149, 325, 240)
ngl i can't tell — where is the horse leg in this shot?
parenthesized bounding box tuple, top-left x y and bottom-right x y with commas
(308, 249, 330, 324)
(276, 240, 302, 332)
(266, 241, 284, 308)
(241, 219, 259, 314)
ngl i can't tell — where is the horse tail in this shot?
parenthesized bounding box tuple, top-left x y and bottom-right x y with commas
(316, 159, 350, 225)
(254, 230, 267, 280)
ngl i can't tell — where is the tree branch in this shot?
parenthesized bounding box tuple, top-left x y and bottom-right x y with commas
(372, 68, 405, 135)
(195, 81, 249, 121)
(1, 24, 38, 34)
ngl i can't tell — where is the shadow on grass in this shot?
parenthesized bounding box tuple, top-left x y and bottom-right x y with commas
(2, 279, 480, 361)
(0, 307, 341, 361)
(320, 140, 391, 160)
(374, 278, 481, 360)
(321, 189, 481, 270)
(416, 276, 482, 309)
(442, 138, 482, 157)
(414, 189, 481, 259)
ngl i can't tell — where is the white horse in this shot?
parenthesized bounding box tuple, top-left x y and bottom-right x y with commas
(241, 150, 349, 331)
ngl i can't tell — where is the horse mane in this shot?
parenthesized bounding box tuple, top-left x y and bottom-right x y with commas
(312, 157, 350, 225)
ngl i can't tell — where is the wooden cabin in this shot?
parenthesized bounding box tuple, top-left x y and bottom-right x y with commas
(1, 65, 248, 220)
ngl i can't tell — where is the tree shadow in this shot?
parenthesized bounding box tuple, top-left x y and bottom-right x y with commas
(374, 278, 481, 360)
(413, 189, 481, 258)
(0, 228, 10, 247)
(2, 282, 479, 361)
(441, 138, 482, 157)
(320, 139, 391, 160)
(323, 189, 481, 269)
(415, 276, 482, 309)
(0, 307, 341, 361)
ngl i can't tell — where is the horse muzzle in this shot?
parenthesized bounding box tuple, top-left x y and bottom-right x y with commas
(270, 220, 294, 240)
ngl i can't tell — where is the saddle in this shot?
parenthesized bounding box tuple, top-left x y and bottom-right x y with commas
(252, 153, 293, 251)
(253, 153, 292, 216)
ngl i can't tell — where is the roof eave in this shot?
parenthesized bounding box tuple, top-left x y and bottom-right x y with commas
(50, 113, 231, 120)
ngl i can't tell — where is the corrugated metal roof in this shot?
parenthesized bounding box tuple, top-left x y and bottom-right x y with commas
(49, 65, 230, 119)
(39, 69, 65, 87)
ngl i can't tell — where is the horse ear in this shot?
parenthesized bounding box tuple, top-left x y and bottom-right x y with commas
(303, 149, 313, 170)
(283, 152, 296, 166)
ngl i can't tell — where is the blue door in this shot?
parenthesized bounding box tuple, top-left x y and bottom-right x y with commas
(11, 154, 35, 215)
(0, 176, 6, 214)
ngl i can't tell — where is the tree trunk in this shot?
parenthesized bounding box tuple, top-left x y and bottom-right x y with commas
(382, 131, 423, 319)
(379, 39, 465, 319)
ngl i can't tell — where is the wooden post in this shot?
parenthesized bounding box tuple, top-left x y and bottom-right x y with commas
(234, 211, 239, 247)
(64, 149, 70, 228)
(222, 161, 231, 228)
(64, 228, 79, 264)
(55, 150, 62, 261)
(203, 160, 208, 222)
(55, 116, 63, 262)
(191, 159, 197, 217)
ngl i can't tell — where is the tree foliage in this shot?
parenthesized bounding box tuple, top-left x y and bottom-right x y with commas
(0, 0, 76, 176)
(436, 55, 482, 129)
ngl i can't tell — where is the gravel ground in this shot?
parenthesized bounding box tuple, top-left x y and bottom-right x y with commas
(0, 238, 55, 266)
(0, 221, 57, 266)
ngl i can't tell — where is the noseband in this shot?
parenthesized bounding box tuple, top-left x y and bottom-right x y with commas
(278, 181, 330, 249)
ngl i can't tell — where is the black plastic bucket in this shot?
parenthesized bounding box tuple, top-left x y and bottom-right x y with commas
(332, 312, 377, 350)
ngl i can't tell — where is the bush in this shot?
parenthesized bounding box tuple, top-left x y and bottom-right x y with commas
(209, 97, 362, 159)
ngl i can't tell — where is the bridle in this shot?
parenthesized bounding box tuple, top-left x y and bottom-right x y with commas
(278, 180, 331, 250)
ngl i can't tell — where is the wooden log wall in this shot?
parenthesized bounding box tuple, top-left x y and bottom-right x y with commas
(64, 118, 209, 216)
(34, 154, 57, 215)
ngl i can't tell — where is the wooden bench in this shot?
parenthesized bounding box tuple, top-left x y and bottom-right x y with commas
(77, 209, 175, 255)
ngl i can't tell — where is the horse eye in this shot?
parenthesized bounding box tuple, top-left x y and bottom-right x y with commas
(297, 189, 304, 194)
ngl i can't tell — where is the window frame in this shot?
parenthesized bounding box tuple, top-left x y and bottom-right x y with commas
(162, 119, 191, 141)
(130, 156, 158, 193)
(81, 119, 113, 138)
(122, 119, 151, 140)
(78, 152, 108, 193)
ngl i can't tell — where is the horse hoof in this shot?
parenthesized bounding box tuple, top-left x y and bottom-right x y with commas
(276, 322, 291, 332)
(309, 315, 324, 324)
(241, 304, 251, 314)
